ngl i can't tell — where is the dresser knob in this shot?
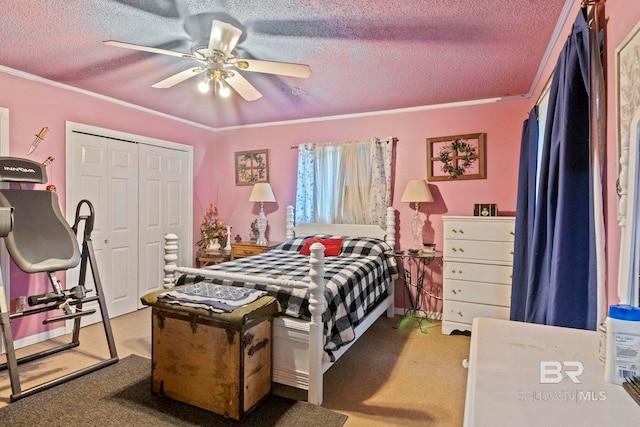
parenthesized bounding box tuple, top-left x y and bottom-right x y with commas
(459, 248, 464, 253)
(510, 250, 514, 255)
(457, 311, 463, 317)
(451, 289, 457, 294)
(510, 231, 515, 235)
(458, 270, 463, 274)
(452, 247, 457, 252)
(452, 229, 458, 233)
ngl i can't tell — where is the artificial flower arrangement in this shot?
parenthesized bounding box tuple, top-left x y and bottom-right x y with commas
(197, 203, 228, 249)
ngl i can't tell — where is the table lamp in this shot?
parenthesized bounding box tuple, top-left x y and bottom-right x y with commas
(401, 180, 433, 251)
(249, 183, 276, 246)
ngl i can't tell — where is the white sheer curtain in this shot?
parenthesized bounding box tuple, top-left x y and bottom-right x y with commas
(295, 143, 315, 224)
(295, 137, 394, 226)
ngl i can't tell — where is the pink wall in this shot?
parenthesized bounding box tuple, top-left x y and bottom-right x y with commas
(213, 100, 529, 310)
(214, 102, 527, 246)
(0, 71, 216, 339)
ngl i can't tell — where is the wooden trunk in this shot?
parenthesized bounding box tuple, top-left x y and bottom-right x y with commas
(150, 298, 277, 421)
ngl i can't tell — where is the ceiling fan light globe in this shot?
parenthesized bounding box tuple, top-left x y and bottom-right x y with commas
(198, 80, 210, 93)
(217, 80, 231, 97)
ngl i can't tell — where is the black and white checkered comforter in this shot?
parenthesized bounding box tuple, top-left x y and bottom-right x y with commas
(177, 236, 397, 352)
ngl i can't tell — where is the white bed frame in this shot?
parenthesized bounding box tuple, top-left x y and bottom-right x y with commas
(162, 205, 396, 405)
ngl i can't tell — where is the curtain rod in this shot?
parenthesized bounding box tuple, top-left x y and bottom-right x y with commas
(534, 72, 553, 107)
(534, 0, 606, 107)
(290, 136, 397, 149)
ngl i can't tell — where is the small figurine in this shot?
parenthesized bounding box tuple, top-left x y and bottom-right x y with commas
(235, 234, 242, 243)
(249, 219, 259, 241)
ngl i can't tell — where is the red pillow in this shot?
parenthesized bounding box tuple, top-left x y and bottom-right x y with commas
(299, 238, 343, 256)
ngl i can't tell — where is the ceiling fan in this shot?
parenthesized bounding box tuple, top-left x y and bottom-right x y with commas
(104, 19, 311, 101)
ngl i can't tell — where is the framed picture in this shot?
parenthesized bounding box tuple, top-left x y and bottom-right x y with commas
(235, 149, 269, 186)
(426, 133, 486, 181)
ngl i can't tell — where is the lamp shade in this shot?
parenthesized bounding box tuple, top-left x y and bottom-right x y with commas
(401, 180, 433, 203)
(249, 183, 276, 202)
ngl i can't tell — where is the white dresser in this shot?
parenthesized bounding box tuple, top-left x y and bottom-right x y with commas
(442, 215, 515, 335)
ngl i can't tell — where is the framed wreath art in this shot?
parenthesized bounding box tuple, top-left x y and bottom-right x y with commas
(426, 133, 486, 181)
(235, 149, 269, 186)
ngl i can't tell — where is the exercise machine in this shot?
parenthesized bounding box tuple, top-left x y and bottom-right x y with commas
(0, 157, 118, 401)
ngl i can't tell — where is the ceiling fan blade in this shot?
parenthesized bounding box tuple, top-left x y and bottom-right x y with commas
(208, 20, 242, 56)
(232, 58, 311, 79)
(225, 72, 262, 101)
(152, 67, 204, 88)
(104, 40, 198, 61)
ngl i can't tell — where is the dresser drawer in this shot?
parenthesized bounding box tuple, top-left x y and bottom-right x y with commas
(444, 261, 513, 285)
(232, 246, 267, 258)
(444, 239, 514, 263)
(443, 218, 515, 242)
(443, 300, 510, 324)
(444, 279, 511, 306)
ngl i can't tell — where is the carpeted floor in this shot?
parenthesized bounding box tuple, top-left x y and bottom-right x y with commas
(0, 354, 347, 427)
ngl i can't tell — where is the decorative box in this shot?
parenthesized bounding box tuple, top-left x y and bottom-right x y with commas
(141, 290, 279, 420)
(473, 203, 498, 217)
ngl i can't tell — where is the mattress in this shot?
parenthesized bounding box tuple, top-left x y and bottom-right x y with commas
(177, 236, 397, 352)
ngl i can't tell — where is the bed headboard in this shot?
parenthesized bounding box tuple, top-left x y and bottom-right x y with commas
(284, 205, 396, 249)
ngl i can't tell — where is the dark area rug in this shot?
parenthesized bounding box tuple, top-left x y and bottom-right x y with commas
(0, 354, 347, 427)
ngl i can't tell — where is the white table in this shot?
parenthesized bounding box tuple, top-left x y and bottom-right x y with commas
(464, 317, 640, 426)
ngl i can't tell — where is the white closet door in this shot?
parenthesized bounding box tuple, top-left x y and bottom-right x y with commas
(68, 132, 139, 320)
(138, 144, 189, 306)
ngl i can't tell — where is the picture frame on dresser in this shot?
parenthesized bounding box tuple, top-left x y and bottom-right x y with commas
(441, 216, 515, 335)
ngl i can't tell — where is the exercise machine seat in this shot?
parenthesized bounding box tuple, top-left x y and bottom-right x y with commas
(0, 189, 80, 273)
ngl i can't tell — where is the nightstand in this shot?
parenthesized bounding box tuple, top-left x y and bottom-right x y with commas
(394, 250, 443, 332)
(230, 241, 281, 260)
(196, 249, 231, 267)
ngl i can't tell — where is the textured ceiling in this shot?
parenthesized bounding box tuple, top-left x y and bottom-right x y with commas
(0, 0, 569, 129)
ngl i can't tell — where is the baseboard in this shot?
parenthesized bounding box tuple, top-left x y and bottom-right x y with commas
(394, 308, 442, 320)
(1, 326, 67, 353)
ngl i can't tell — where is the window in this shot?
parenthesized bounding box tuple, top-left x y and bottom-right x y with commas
(295, 138, 394, 227)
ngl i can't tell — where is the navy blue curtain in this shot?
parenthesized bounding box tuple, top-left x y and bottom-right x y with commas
(511, 10, 596, 330)
(510, 106, 538, 322)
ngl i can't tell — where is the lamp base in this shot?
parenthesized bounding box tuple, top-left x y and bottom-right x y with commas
(257, 208, 268, 246)
(410, 212, 423, 251)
